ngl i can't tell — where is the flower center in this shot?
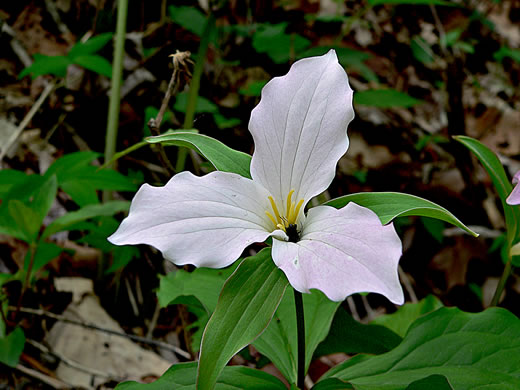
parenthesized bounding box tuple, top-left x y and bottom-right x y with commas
(265, 189, 304, 241)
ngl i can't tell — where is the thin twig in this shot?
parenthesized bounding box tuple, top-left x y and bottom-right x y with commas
(27, 339, 112, 379)
(11, 306, 191, 359)
(15, 364, 71, 390)
(1, 80, 57, 160)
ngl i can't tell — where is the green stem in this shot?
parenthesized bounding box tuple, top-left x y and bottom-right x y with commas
(490, 257, 513, 306)
(103, 0, 128, 190)
(175, 14, 215, 173)
(294, 289, 305, 389)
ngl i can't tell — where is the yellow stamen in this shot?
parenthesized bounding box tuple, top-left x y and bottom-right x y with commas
(265, 211, 277, 227)
(268, 196, 282, 224)
(277, 223, 286, 231)
(286, 190, 295, 218)
(287, 201, 296, 223)
(292, 199, 304, 222)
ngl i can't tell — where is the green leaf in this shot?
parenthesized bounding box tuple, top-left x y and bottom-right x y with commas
(116, 361, 287, 390)
(494, 47, 520, 63)
(45, 151, 100, 180)
(42, 201, 130, 239)
(197, 249, 289, 390)
(326, 192, 478, 237)
(322, 307, 520, 389)
(68, 33, 112, 58)
(315, 307, 402, 357)
(173, 92, 219, 114)
(406, 375, 453, 390)
(105, 245, 140, 273)
(239, 80, 268, 97)
(411, 37, 434, 64)
(252, 23, 311, 64)
(370, 295, 443, 337)
(368, 0, 456, 6)
(146, 131, 252, 179)
(26, 241, 63, 273)
(0, 328, 25, 367)
(157, 265, 237, 311)
(312, 378, 355, 390)
(254, 289, 339, 383)
(32, 174, 58, 224)
(0, 170, 29, 197)
(354, 89, 422, 108)
(19, 55, 71, 79)
(168, 6, 208, 37)
(455, 136, 520, 244)
(72, 55, 113, 77)
(8, 200, 41, 243)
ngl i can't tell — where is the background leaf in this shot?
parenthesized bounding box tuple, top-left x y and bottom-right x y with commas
(146, 131, 252, 179)
(72, 55, 113, 77)
(354, 89, 422, 108)
(116, 361, 286, 390)
(68, 33, 112, 58)
(0, 328, 25, 368)
(326, 192, 478, 237)
(321, 307, 520, 389)
(197, 249, 288, 390)
(254, 289, 339, 383)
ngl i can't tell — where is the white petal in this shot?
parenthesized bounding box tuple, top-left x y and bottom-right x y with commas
(271, 203, 404, 304)
(108, 171, 273, 268)
(249, 49, 354, 211)
(506, 170, 520, 205)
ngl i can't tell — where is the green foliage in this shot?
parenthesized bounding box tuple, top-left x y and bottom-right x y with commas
(19, 33, 113, 79)
(239, 80, 268, 97)
(326, 192, 478, 237)
(354, 89, 422, 108)
(146, 131, 252, 179)
(0, 328, 25, 367)
(168, 6, 208, 38)
(197, 249, 289, 390)
(315, 307, 402, 357)
(455, 136, 520, 245)
(115, 361, 286, 390)
(370, 295, 443, 337)
(406, 375, 453, 390)
(254, 289, 339, 384)
(494, 47, 520, 63)
(320, 307, 520, 389)
(411, 36, 435, 64)
(173, 92, 240, 129)
(252, 23, 311, 64)
(368, 0, 455, 5)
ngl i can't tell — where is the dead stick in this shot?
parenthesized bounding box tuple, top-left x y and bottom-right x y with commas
(11, 306, 191, 359)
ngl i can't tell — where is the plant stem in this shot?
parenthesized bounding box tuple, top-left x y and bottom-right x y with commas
(490, 257, 513, 306)
(103, 0, 128, 177)
(294, 289, 305, 389)
(175, 14, 215, 173)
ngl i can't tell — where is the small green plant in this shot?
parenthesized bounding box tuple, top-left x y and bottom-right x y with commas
(19, 33, 113, 79)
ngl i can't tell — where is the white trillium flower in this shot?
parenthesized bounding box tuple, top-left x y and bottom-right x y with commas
(506, 170, 520, 205)
(109, 50, 404, 304)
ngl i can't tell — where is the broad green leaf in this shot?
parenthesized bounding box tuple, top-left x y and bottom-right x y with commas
(368, 0, 455, 5)
(321, 307, 520, 389)
(68, 33, 112, 58)
(326, 192, 478, 237)
(168, 6, 208, 38)
(174, 92, 219, 114)
(411, 37, 434, 64)
(42, 201, 130, 239)
(26, 241, 63, 273)
(19, 55, 70, 79)
(2, 173, 45, 202)
(252, 23, 311, 64)
(73, 55, 113, 77)
(0, 170, 28, 197)
(254, 289, 339, 383)
(312, 378, 355, 390)
(370, 295, 443, 337)
(197, 249, 289, 390)
(157, 265, 237, 311)
(315, 307, 402, 357)
(45, 151, 100, 180)
(116, 361, 286, 390)
(0, 328, 25, 367)
(239, 80, 268, 97)
(455, 136, 520, 244)
(105, 245, 140, 273)
(8, 200, 40, 243)
(354, 89, 422, 108)
(406, 375, 453, 390)
(32, 174, 58, 224)
(494, 47, 520, 63)
(146, 131, 252, 179)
